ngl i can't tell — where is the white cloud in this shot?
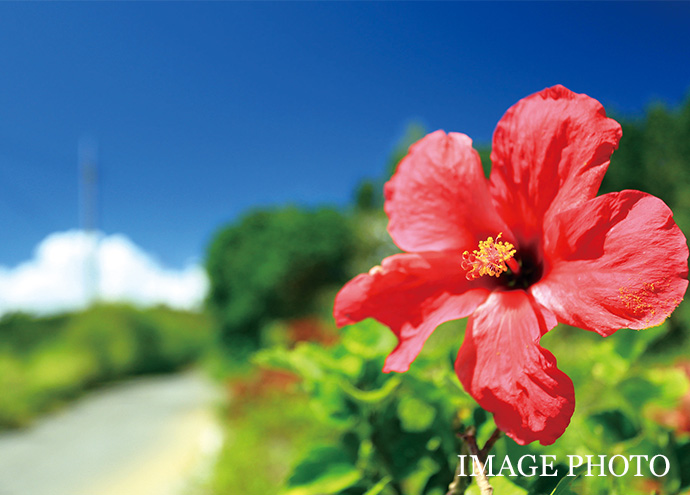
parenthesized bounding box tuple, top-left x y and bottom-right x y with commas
(0, 231, 208, 316)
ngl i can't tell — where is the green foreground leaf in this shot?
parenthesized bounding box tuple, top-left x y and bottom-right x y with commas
(283, 445, 361, 495)
(549, 466, 586, 495)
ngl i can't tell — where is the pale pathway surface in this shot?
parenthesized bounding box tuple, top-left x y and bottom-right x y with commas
(0, 371, 223, 495)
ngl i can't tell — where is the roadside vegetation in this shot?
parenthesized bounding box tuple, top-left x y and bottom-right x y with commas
(0, 304, 212, 428)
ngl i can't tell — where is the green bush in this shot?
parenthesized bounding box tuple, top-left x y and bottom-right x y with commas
(0, 304, 212, 428)
(205, 206, 355, 351)
(255, 317, 689, 495)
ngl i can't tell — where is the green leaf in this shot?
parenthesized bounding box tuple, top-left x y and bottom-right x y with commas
(644, 367, 690, 408)
(618, 375, 661, 409)
(253, 345, 324, 383)
(549, 465, 586, 495)
(611, 326, 664, 361)
(675, 439, 690, 490)
(402, 456, 439, 495)
(397, 396, 436, 432)
(619, 366, 689, 411)
(588, 341, 629, 385)
(283, 446, 361, 495)
(338, 375, 401, 404)
(465, 476, 528, 495)
(586, 410, 639, 443)
(341, 319, 397, 360)
(363, 476, 392, 495)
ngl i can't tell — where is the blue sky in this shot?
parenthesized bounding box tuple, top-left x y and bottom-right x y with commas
(1, 2, 689, 269)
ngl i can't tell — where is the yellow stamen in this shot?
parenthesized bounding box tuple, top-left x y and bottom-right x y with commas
(462, 233, 517, 281)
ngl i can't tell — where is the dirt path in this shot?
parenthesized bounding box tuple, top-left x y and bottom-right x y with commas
(0, 371, 223, 495)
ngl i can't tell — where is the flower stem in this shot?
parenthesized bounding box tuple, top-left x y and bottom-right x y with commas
(447, 426, 501, 495)
(446, 439, 471, 495)
(480, 428, 502, 459)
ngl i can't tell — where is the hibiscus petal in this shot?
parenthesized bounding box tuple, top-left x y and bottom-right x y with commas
(334, 252, 491, 372)
(533, 190, 689, 336)
(385, 130, 510, 253)
(489, 85, 622, 248)
(455, 290, 574, 445)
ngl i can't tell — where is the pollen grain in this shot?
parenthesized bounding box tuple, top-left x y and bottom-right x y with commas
(618, 279, 675, 327)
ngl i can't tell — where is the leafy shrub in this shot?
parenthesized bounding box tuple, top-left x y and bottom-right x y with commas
(205, 206, 355, 351)
(255, 317, 690, 495)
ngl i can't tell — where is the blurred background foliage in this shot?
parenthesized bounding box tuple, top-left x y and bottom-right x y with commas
(205, 206, 355, 354)
(0, 304, 211, 429)
(3, 96, 690, 495)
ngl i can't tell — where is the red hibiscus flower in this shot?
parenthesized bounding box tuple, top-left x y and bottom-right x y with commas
(333, 85, 689, 445)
